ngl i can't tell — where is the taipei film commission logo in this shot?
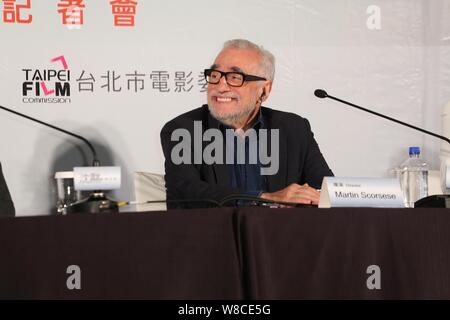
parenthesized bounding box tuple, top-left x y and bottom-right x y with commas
(22, 55, 71, 104)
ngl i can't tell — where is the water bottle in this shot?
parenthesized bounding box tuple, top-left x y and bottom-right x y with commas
(398, 147, 429, 208)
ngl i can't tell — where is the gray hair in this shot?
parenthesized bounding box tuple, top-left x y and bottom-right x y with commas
(223, 39, 275, 81)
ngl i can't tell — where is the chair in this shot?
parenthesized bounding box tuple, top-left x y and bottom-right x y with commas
(133, 172, 167, 212)
(428, 170, 441, 195)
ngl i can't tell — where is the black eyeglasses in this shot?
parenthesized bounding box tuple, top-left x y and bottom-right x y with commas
(204, 69, 267, 87)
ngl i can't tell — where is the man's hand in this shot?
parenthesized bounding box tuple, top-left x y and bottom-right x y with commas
(260, 183, 320, 205)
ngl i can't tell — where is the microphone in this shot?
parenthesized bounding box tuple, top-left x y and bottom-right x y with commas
(0, 104, 119, 213)
(314, 89, 450, 207)
(314, 89, 328, 99)
(0, 105, 100, 166)
(314, 89, 450, 145)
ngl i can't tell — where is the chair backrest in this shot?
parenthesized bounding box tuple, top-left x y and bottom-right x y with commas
(428, 170, 441, 195)
(133, 172, 167, 212)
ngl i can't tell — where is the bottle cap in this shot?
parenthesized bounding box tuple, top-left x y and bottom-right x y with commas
(409, 146, 420, 155)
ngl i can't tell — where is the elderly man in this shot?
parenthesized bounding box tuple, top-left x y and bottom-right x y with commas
(0, 162, 15, 216)
(160, 39, 333, 208)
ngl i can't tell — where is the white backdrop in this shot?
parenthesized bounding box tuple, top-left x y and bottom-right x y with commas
(1, 0, 449, 216)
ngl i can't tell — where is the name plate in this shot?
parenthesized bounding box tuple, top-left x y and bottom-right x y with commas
(74, 166, 121, 191)
(318, 177, 404, 208)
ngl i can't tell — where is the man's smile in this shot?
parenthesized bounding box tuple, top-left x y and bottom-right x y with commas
(215, 96, 238, 103)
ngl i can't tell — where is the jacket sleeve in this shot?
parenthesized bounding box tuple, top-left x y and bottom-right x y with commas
(299, 118, 334, 189)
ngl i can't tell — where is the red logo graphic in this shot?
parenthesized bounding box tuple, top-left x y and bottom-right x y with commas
(41, 55, 69, 96)
(40, 82, 55, 96)
(51, 55, 69, 70)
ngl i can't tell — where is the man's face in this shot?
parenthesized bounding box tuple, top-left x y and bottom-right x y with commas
(207, 48, 267, 127)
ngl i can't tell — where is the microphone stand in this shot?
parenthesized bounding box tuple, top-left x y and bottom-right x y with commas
(314, 89, 450, 208)
(1, 105, 118, 214)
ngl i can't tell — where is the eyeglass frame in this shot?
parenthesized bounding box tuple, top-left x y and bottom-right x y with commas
(204, 68, 267, 87)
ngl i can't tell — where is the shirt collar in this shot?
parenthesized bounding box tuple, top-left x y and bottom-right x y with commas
(208, 106, 265, 131)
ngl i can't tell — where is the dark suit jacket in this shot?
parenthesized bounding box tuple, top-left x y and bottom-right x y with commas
(160, 105, 333, 208)
(0, 162, 15, 217)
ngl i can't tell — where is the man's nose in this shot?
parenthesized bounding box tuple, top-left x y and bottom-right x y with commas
(216, 75, 231, 91)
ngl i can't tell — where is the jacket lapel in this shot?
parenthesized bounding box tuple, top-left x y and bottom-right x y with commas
(213, 162, 230, 187)
(205, 108, 231, 186)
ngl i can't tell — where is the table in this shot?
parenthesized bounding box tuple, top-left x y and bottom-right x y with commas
(0, 208, 243, 299)
(0, 207, 449, 299)
(239, 207, 450, 299)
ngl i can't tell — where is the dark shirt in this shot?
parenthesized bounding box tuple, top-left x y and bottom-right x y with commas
(218, 112, 267, 197)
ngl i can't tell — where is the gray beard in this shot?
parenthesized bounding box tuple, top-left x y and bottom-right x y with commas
(208, 103, 256, 128)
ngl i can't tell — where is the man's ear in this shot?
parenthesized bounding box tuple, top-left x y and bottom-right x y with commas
(261, 81, 273, 102)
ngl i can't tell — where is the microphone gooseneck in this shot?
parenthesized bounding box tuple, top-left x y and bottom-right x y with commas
(313, 89, 450, 145)
(314, 88, 450, 208)
(0, 105, 100, 166)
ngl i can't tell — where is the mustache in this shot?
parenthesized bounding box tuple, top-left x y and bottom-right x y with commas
(209, 90, 240, 100)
